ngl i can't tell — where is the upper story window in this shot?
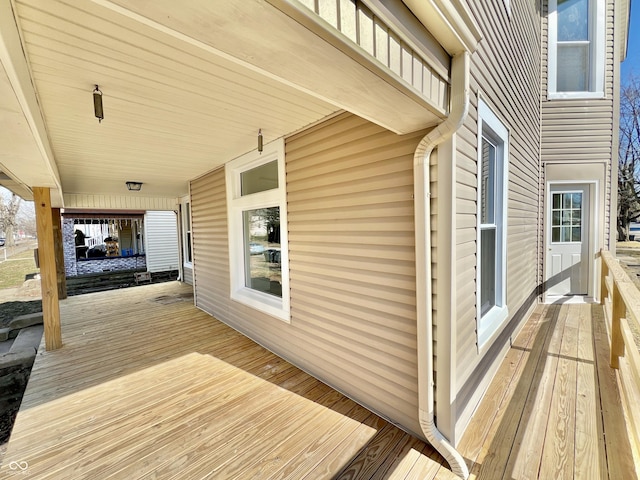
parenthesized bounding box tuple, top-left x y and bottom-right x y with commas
(225, 138, 290, 322)
(548, 0, 605, 99)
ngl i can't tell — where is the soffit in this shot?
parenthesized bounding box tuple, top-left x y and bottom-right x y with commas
(11, 0, 339, 200)
(5, 0, 454, 205)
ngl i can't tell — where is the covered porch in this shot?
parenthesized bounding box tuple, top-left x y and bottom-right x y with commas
(1, 282, 637, 479)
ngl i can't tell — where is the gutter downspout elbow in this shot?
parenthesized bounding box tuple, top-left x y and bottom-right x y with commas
(414, 50, 470, 479)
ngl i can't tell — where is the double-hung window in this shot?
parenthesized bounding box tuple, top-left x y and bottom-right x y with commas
(226, 138, 290, 322)
(477, 99, 509, 348)
(548, 0, 605, 98)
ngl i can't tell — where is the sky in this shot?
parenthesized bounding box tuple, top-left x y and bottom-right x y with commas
(622, 0, 640, 83)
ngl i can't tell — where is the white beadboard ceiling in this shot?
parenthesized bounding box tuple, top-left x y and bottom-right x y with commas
(0, 0, 448, 207)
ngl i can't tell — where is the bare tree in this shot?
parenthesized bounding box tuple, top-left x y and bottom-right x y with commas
(0, 189, 21, 246)
(16, 200, 36, 238)
(618, 74, 640, 241)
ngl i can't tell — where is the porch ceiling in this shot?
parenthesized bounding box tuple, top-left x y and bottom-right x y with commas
(0, 0, 448, 207)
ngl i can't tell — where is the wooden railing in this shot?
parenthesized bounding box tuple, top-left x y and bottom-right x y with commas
(600, 249, 640, 452)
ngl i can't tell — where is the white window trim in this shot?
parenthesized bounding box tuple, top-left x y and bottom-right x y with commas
(504, 0, 511, 18)
(547, 0, 605, 99)
(181, 198, 193, 268)
(476, 99, 509, 349)
(225, 138, 290, 323)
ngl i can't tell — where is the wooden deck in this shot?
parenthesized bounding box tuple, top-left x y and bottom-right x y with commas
(1, 283, 637, 479)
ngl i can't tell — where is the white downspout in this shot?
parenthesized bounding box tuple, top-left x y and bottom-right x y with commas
(175, 209, 183, 283)
(414, 51, 470, 479)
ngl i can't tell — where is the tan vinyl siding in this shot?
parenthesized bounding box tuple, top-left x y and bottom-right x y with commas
(183, 266, 193, 285)
(190, 168, 230, 319)
(448, 0, 541, 439)
(541, 0, 616, 249)
(191, 112, 426, 438)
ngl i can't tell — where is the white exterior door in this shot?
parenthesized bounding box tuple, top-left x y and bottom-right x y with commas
(546, 184, 589, 296)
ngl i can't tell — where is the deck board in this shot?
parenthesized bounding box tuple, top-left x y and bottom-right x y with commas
(498, 305, 558, 480)
(574, 304, 607, 480)
(538, 304, 578, 479)
(1, 283, 638, 479)
(464, 305, 553, 479)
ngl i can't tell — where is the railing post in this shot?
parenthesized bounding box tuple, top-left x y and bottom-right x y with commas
(610, 281, 626, 369)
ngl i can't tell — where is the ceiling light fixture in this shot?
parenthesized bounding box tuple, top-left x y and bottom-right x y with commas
(93, 85, 103, 123)
(126, 181, 143, 191)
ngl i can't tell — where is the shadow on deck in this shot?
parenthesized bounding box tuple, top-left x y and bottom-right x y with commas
(1, 283, 637, 479)
(0, 282, 449, 479)
(458, 302, 638, 479)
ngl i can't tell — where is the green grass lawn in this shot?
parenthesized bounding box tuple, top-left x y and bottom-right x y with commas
(0, 249, 39, 289)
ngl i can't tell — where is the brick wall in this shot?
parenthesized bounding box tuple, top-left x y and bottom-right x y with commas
(76, 256, 147, 275)
(63, 217, 77, 276)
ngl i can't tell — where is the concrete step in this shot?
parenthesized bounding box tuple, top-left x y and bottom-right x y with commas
(0, 327, 18, 342)
(0, 338, 14, 355)
(0, 349, 35, 370)
(0, 312, 43, 341)
(10, 312, 43, 329)
(9, 325, 43, 354)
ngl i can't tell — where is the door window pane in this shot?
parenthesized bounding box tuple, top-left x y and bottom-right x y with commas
(243, 207, 282, 297)
(572, 227, 581, 241)
(571, 193, 582, 208)
(551, 192, 582, 242)
(241, 160, 278, 196)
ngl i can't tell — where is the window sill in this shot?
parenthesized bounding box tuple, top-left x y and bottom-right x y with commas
(230, 287, 291, 324)
(548, 91, 605, 100)
(477, 305, 509, 351)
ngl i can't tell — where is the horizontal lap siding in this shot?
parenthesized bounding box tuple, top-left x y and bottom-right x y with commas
(191, 168, 230, 320)
(287, 113, 424, 435)
(183, 266, 193, 285)
(144, 211, 180, 273)
(454, 0, 541, 423)
(541, 0, 615, 249)
(191, 112, 426, 437)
